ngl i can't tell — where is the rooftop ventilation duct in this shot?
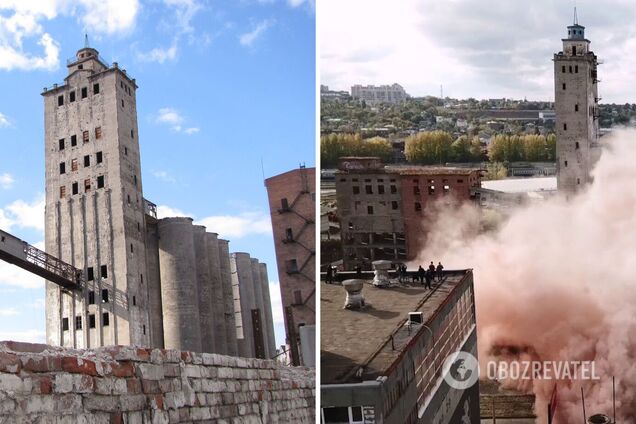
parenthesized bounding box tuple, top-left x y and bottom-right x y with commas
(372, 260, 392, 287)
(408, 312, 423, 324)
(342, 279, 365, 309)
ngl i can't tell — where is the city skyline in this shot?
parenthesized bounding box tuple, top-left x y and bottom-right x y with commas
(321, 0, 636, 103)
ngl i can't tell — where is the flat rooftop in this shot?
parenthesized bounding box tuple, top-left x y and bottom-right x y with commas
(321, 270, 471, 385)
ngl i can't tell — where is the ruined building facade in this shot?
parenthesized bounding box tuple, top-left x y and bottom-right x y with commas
(43, 45, 276, 358)
(554, 16, 601, 194)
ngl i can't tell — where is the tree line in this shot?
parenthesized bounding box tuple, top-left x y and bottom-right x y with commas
(321, 131, 557, 167)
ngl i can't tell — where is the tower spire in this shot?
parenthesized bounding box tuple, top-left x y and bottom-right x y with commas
(84, 33, 89, 48)
(574, 4, 578, 25)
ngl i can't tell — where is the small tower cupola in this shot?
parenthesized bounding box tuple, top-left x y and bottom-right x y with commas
(567, 7, 585, 40)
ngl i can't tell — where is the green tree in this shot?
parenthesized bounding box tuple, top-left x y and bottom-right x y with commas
(405, 130, 453, 164)
(320, 133, 362, 167)
(469, 136, 484, 162)
(546, 133, 556, 161)
(361, 137, 393, 162)
(450, 136, 471, 162)
(484, 162, 508, 180)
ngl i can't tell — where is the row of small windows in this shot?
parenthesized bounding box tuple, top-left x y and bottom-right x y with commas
(87, 265, 108, 281)
(57, 84, 100, 106)
(59, 176, 105, 198)
(355, 201, 400, 214)
(561, 65, 579, 74)
(62, 312, 109, 331)
(413, 185, 451, 196)
(340, 177, 397, 183)
(120, 81, 133, 96)
(58, 128, 101, 151)
(59, 152, 103, 174)
(353, 185, 397, 195)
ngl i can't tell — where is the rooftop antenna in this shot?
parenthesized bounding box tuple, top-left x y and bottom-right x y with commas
(84, 33, 89, 48)
(574, 3, 579, 25)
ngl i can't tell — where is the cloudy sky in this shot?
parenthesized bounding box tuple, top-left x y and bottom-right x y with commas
(0, 0, 315, 348)
(321, 0, 636, 103)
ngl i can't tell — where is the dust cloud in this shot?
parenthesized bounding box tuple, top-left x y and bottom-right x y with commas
(414, 129, 636, 422)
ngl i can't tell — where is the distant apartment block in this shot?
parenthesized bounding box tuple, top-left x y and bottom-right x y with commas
(350, 83, 409, 104)
(265, 166, 316, 366)
(320, 85, 350, 101)
(336, 157, 481, 269)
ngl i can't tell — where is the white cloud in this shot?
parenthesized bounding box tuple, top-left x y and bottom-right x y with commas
(239, 19, 273, 47)
(196, 212, 272, 238)
(136, 43, 178, 64)
(152, 170, 176, 184)
(163, 0, 202, 35)
(0, 308, 18, 316)
(287, 0, 314, 8)
(268, 280, 284, 325)
(0, 329, 45, 343)
(0, 113, 9, 127)
(0, 173, 14, 189)
(0, 260, 44, 289)
(75, 0, 140, 36)
(0, 195, 45, 233)
(156, 205, 190, 219)
(155, 107, 198, 134)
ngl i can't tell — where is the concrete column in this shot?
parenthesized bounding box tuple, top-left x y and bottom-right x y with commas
(205, 233, 227, 354)
(193, 226, 214, 353)
(157, 218, 202, 352)
(259, 262, 277, 358)
(231, 252, 256, 358)
(217, 239, 238, 357)
(250, 258, 267, 359)
(144, 220, 164, 349)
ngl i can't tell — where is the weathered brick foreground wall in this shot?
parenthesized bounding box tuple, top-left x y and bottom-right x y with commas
(0, 341, 315, 423)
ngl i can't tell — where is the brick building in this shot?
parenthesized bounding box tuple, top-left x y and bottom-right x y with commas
(265, 166, 316, 366)
(335, 158, 481, 269)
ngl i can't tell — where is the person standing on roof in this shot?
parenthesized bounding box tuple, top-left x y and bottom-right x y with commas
(436, 262, 444, 282)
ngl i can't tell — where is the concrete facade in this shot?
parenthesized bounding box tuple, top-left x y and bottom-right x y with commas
(259, 263, 277, 359)
(43, 44, 277, 359)
(351, 83, 408, 104)
(44, 46, 150, 349)
(231, 253, 256, 358)
(554, 19, 601, 195)
(265, 167, 316, 367)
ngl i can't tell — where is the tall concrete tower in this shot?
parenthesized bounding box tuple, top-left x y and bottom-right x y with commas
(554, 10, 601, 194)
(43, 44, 151, 348)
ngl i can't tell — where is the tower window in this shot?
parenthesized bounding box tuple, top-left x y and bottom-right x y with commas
(132, 296, 136, 306)
(71, 135, 77, 146)
(390, 185, 397, 193)
(365, 185, 372, 194)
(367, 205, 374, 215)
(378, 185, 385, 194)
(413, 186, 420, 195)
(71, 158, 78, 171)
(59, 186, 66, 198)
(143, 325, 146, 335)
(130, 243, 134, 253)
(575, 65, 579, 73)
(575, 142, 580, 149)
(391, 201, 398, 210)
(100, 265, 108, 279)
(562, 83, 566, 90)
(81, 87, 87, 99)
(69, 91, 76, 102)
(286, 228, 293, 241)
(286, 259, 298, 273)
(93, 84, 100, 94)
(97, 175, 104, 189)
(87, 267, 94, 281)
(577, 178, 581, 185)
(352, 186, 360, 195)
(82, 131, 89, 143)
(133, 175, 137, 186)
(563, 123, 567, 131)
(572, 46, 577, 56)
(281, 198, 289, 209)
(96, 151, 103, 164)
(84, 155, 90, 167)
(429, 185, 435, 195)
(569, 66, 572, 73)
(95, 127, 102, 139)
(75, 316, 82, 330)
(575, 104, 579, 112)
(124, 147, 128, 156)
(62, 318, 69, 331)
(88, 314, 96, 329)
(84, 178, 91, 192)
(131, 130, 134, 138)
(121, 99, 124, 108)
(561, 65, 566, 73)
(102, 313, 110, 326)
(57, 95, 64, 106)
(72, 182, 78, 195)
(88, 291, 95, 305)
(564, 160, 568, 167)
(59, 162, 66, 174)
(58, 139, 65, 150)
(101, 289, 109, 303)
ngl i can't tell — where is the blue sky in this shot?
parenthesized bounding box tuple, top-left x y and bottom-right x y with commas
(0, 0, 315, 350)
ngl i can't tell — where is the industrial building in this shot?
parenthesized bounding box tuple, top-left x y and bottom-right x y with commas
(265, 166, 316, 366)
(41, 43, 276, 358)
(320, 269, 479, 424)
(554, 13, 601, 194)
(335, 157, 481, 269)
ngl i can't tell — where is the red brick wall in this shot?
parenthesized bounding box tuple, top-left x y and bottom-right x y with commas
(265, 168, 316, 361)
(400, 171, 481, 260)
